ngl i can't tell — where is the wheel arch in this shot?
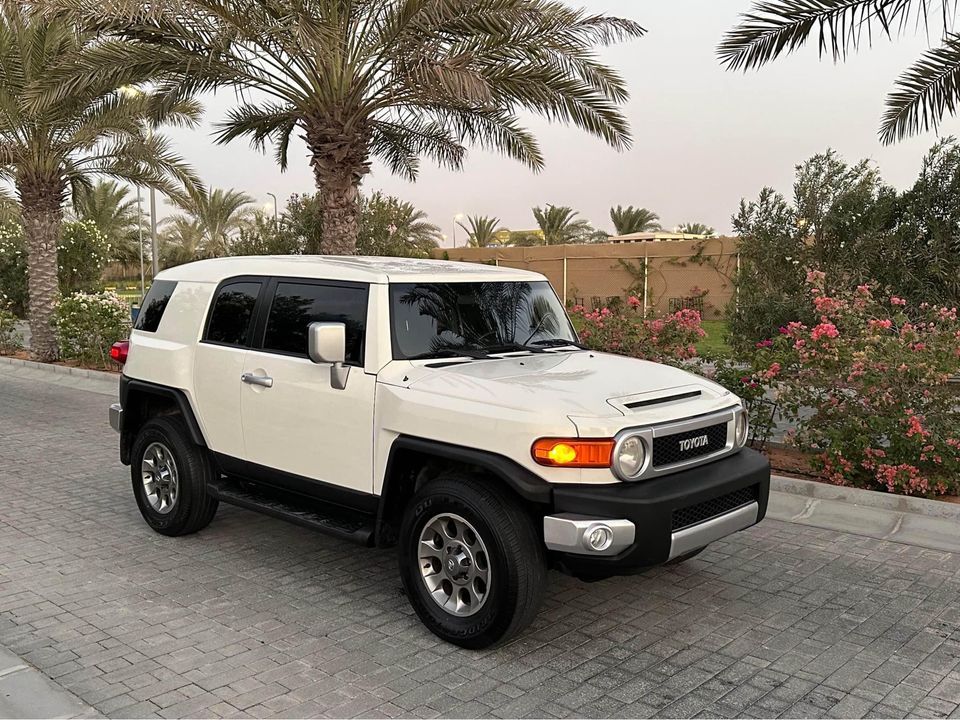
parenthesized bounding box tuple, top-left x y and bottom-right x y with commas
(375, 435, 552, 548)
(120, 377, 207, 465)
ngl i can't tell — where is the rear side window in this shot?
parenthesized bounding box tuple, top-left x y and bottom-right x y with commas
(263, 282, 367, 365)
(205, 281, 262, 347)
(135, 280, 177, 333)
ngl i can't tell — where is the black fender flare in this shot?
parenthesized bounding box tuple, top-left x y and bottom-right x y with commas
(119, 376, 207, 464)
(375, 435, 553, 546)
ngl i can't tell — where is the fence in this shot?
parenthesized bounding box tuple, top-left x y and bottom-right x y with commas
(433, 237, 739, 320)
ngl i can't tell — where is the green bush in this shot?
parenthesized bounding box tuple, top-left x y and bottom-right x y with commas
(54, 291, 129, 369)
(0, 222, 26, 317)
(0, 294, 22, 353)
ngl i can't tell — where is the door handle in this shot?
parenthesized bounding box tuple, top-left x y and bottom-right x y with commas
(241, 372, 274, 388)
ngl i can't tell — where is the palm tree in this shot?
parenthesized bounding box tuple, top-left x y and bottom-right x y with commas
(677, 222, 715, 237)
(610, 205, 661, 235)
(160, 217, 206, 268)
(48, 0, 646, 255)
(392, 202, 443, 251)
(458, 215, 503, 248)
(0, 3, 199, 360)
(719, 1, 960, 143)
(72, 181, 142, 264)
(533, 205, 593, 245)
(167, 186, 255, 258)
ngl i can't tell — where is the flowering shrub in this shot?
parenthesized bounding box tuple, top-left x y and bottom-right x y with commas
(709, 271, 960, 497)
(54, 292, 129, 369)
(571, 297, 706, 364)
(0, 220, 112, 316)
(0, 294, 22, 353)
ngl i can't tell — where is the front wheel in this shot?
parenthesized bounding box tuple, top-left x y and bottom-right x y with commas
(398, 474, 546, 649)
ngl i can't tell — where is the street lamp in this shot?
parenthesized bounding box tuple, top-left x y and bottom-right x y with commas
(453, 213, 465, 248)
(137, 187, 145, 299)
(266, 192, 278, 230)
(120, 85, 158, 278)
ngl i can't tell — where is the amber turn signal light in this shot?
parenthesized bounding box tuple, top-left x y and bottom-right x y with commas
(531, 438, 614, 468)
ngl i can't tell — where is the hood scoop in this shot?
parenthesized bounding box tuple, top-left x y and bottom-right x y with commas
(623, 389, 701, 410)
(608, 384, 710, 415)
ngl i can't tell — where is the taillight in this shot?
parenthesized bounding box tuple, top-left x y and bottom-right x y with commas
(110, 340, 129, 365)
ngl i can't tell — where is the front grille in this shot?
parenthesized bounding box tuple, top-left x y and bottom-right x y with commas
(672, 486, 757, 531)
(652, 422, 727, 467)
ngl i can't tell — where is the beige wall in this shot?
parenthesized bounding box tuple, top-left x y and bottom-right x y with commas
(433, 237, 739, 320)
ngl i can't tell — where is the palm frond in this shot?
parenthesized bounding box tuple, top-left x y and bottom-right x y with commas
(718, 0, 948, 71)
(882, 32, 960, 142)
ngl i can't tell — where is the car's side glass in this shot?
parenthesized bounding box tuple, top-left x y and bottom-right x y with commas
(134, 280, 177, 333)
(262, 282, 367, 365)
(205, 281, 262, 347)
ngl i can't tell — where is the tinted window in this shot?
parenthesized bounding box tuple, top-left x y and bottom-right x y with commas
(135, 280, 177, 333)
(263, 282, 367, 365)
(390, 281, 576, 359)
(206, 281, 261, 346)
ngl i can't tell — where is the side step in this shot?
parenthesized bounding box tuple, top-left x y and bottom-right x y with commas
(207, 477, 375, 546)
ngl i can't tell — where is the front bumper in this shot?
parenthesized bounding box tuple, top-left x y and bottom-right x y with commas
(544, 448, 770, 578)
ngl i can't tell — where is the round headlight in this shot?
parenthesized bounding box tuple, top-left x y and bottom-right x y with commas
(615, 435, 646, 479)
(735, 410, 749, 447)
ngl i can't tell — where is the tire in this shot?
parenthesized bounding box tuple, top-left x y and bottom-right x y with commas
(398, 473, 546, 649)
(130, 416, 219, 537)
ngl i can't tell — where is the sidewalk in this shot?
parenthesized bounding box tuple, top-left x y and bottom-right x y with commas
(0, 647, 97, 719)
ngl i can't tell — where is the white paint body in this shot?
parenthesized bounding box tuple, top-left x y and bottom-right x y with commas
(122, 256, 741, 494)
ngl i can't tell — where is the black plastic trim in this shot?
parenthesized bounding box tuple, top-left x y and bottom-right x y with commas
(119, 376, 207, 464)
(212, 452, 379, 515)
(624, 390, 701, 409)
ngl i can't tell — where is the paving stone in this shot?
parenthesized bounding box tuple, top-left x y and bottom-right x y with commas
(3, 364, 960, 719)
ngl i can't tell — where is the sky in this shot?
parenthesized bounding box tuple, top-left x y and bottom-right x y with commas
(162, 0, 946, 245)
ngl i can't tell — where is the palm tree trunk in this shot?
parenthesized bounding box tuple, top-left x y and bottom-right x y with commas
(305, 121, 371, 255)
(19, 192, 63, 362)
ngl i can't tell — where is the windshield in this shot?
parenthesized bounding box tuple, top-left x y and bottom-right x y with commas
(390, 281, 578, 360)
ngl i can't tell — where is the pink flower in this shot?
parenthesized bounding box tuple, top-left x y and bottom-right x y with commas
(813, 296, 840, 313)
(890, 296, 907, 307)
(627, 296, 641, 308)
(755, 339, 773, 348)
(810, 322, 839, 341)
(868, 318, 892, 331)
(762, 362, 781, 380)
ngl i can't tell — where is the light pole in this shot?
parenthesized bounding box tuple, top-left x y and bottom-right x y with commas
(453, 213, 465, 248)
(120, 86, 159, 278)
(266, 192, 278, 230)
(137, 187, 145, 298)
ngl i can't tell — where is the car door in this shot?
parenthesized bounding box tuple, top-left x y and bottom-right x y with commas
(239, 278, 376, 496)
(193, 278, 264, 459)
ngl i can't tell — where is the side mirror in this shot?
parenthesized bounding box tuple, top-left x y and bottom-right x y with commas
(307, 322, 350, 390)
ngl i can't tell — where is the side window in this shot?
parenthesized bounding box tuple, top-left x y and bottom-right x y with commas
(263, 282, 368, 365)
(135, 280, 177, 333)
(205, 281, 262, 347)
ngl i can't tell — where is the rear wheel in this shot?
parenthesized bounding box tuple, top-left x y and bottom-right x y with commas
(398, 474, 546, 649)
(130, 416, 219, 536)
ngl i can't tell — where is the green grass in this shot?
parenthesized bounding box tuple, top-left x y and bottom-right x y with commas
(697, 320, 731, 357)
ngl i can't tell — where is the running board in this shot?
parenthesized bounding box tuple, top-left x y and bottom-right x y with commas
(207, 477, 375, 546)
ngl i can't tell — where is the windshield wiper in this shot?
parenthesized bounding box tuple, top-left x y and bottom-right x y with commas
(530, 338, 588, 350)
(407, 348, 491, 361)
(483, 342, 548, 355)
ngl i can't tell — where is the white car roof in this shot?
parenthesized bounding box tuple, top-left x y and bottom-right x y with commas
(157, 255, 546, 285)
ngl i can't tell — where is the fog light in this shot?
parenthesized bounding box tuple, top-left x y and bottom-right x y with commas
(584, 524, 614, 552)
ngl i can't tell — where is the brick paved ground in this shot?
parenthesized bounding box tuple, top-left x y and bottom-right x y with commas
(1, 367, 959, 719)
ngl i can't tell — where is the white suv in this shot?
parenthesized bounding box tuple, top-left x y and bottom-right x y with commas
(109, 256, 770, 648)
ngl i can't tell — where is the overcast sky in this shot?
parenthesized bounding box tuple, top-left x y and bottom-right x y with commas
(162, 0, 946, 244)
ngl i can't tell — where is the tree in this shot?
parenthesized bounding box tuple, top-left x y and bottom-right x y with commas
(50, 0, 646, 255)
(231, 210, 304, 257)
(610, 205, 661, 235)
(0, 3, 199, 360)
(676, 222, 715, 236)
(533, 205, 593, 245)
(457, 216, 503, 248)
(166, 186, 254, 258)
(160, 218, 205, 268)
(357, 193, 441, 258)
(72, 181, 142, 265)
(719, 1, 960, 143)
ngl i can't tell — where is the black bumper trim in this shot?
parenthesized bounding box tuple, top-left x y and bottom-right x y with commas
(550, 448, 770, 577)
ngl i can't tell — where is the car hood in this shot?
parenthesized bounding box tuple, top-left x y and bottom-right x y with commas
(387, 351, 736, 427)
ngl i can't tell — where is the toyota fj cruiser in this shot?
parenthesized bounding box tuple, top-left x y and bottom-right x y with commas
(109, 256, 770, 648)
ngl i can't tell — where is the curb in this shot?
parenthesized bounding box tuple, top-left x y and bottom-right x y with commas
(0, 646, 99, 719)
(768, 475, 960, 554)
(0, 355, 120, 382)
